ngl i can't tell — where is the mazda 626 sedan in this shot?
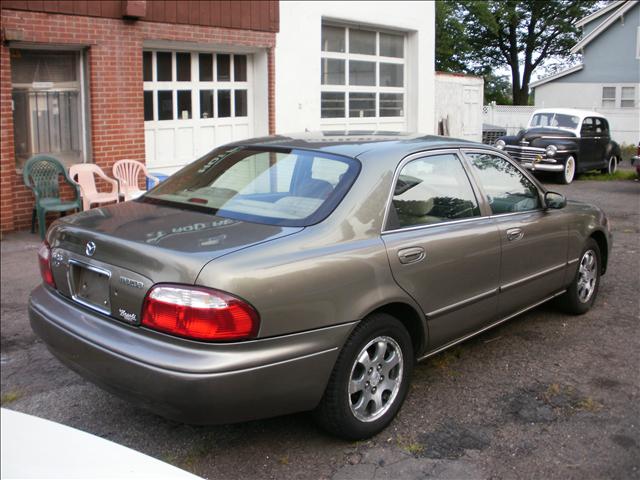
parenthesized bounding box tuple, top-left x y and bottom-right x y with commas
(30, 133, 611, 439)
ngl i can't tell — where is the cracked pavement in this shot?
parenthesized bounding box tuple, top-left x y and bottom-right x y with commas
(1, 175, 639, 479)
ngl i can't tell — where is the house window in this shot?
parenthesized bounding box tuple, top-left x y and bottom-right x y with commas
(601, 87, 616, 108)
(10, 49, 89, 169)
(621, 86, 636, 108)
(143, 51, 249, 121)
(320, 24, 405, 120)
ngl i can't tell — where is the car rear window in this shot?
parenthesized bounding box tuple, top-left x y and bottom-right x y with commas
(142, 147, 360, 227)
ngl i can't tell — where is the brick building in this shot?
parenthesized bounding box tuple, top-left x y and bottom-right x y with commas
(0, 0, 277, 232)
(1, 1, 435, 234)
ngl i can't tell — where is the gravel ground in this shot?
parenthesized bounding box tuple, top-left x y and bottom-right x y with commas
(1, 174, 639, 479)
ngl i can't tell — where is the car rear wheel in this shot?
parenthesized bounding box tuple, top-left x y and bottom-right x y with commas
(600, 156, 617, 175)
(557, 238, 601, 315)
(314, 312, 413, 440)
(557, 156, 576, 184)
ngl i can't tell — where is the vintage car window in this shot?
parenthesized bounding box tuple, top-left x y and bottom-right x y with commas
(594, 118, 608, 134)
(467, 153, 541, 215)
(581, 117, 595, 135)
(143, 147, 360, 227)
(530, 113, 579, 130)
(387, 153, 480, 230)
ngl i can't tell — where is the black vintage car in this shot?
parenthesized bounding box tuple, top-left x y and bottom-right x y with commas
(495, 109, 621, 184)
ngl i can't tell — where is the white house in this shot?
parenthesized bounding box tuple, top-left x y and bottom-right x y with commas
(531, 0, 640, 144)
(276, 1, 435, 134)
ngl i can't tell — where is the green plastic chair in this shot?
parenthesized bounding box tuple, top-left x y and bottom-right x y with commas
(22, 155, 82, 239)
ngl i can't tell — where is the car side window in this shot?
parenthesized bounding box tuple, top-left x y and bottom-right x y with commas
(581, 118, 595, 136)
(594, 118, 608, 135)
(466, 152, 541, 215)
(387, 153, 481, 230)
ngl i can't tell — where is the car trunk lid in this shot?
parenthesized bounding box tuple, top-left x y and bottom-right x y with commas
(47, 201, 302, 326)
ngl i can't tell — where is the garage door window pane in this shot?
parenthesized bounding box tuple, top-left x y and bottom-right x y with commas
(143, 52, 152, 81)
(218, 90, 231, 117)
(380, 63, 403, 87)
(234, 55, 247, 82)
(380, 93, 403, 117)
(217, 54, 231, 81)
(158, 90, 173, 120)
(177, 53, 191, 81)
(467, 153, 540, 214)
(177, 90, 191, 119)
(349, 92, 375, 118)
(156, 52, 172, 81)
(235, 90, 247, 117)
(321, 59, 345, 85)
(380, 33, 403, 58)
(144, 91, 154, 120)
(322, 25, 345, 53)
(389, 154, 480, 229)
(349, 29, 376, 55)
(349, 61, 375, 86)
(200, 90, 213, 118)
(199, 53, 213, 81)
(321, 92, 345, 118)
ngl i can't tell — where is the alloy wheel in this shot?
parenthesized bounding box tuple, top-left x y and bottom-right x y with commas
(348, 336, 403, 422)
(577, 249, 597, 303)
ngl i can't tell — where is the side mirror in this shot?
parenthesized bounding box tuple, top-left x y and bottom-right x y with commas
(544, 191, 566, 210)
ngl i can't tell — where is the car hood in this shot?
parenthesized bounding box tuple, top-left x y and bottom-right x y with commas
(518, 128, 576, 142)
(49, 200, 303, 285)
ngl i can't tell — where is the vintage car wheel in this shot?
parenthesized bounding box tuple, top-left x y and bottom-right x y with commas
(314, 313, 413, 440)
(600, 156, 618, 175)
(557, 156, 576, 184)
(557, 238, 601, 315)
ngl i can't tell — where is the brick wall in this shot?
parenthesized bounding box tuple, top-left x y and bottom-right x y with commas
(0, 8, 276, 233)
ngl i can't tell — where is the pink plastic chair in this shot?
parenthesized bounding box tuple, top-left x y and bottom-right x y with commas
(69, 164, 120, 211)
(112, 159, 159, 201)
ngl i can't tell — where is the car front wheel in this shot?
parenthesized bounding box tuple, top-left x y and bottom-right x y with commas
(557, 238, 601, 315)
(600, 156, 618, 175)
(557, 156, 576, 184)
(314, 312, 413, 440)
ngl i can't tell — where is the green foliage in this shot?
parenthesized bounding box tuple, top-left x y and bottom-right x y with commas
(436, 1, 602, 104)
(484, 73, 512, 104)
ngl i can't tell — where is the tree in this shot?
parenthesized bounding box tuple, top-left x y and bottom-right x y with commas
(436, 1, 602, 105)
(483, 73, 512, 105)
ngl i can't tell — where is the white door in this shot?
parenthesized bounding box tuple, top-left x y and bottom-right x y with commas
(462, 86, 481, 141)
(143, 51, 253, 174)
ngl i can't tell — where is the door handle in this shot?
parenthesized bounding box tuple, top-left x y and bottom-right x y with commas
(398, 247, 425, 264)
(506, 228, 524, 242)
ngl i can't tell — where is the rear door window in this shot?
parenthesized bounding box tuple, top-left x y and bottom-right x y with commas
(387, 153, 481, 230)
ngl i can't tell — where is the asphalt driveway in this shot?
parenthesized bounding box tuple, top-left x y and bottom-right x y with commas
(1, 176, 639, 479)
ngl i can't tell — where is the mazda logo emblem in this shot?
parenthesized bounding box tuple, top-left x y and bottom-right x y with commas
(85, 241, 96, 257)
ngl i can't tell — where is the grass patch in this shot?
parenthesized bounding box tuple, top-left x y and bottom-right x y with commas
(396, 436, 424, 456)
(580, 170, 637, 181)
(576, 397, 603, 412)
(1, 391, 22, 405)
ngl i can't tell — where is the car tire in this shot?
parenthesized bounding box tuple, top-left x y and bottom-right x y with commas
(557, 156, 576, 184)
(600, 156, 617, 175)
(557, 238, 601, 315)
(314, 313, 414, 440)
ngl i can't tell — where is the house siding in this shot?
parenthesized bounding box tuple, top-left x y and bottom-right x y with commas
(556, 2, 640, 83)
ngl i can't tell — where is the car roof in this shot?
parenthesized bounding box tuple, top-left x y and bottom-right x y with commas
(229, 131, 486, 159)
(532, 108, 607, 120)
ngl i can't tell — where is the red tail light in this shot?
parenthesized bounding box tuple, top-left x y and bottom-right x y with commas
(141, 285, 260, 341)
(38, 241, 56, 288)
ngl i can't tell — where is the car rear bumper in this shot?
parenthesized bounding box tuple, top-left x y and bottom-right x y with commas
(29, 285, 352, 424)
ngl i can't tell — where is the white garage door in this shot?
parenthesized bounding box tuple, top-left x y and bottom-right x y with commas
(319, 24, 407, 132)
(143, 50, 253, 174)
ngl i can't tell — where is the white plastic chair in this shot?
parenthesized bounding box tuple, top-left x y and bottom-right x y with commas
(112, 159, 159, 201)
(69, 164, 120, 211)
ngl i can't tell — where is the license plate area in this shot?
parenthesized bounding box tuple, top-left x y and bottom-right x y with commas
(69, 260, 111, 315)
